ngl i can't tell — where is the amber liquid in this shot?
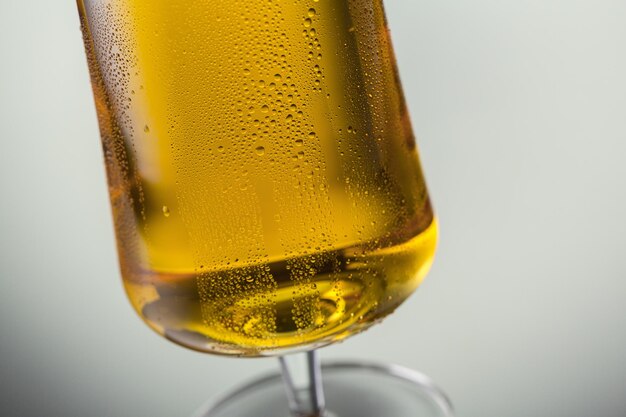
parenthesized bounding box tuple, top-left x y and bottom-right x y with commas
(78, 0, 437, 356)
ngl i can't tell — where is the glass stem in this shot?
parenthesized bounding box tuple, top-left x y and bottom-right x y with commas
(279, 350, 326, 417)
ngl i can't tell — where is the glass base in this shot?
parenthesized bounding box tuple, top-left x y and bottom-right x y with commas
(192, 361, 454, 417)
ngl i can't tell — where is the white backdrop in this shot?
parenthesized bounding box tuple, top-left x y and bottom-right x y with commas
(1, 1, 625, 416)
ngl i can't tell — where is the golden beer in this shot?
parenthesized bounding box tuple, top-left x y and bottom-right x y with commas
(78, 0, 436, 356)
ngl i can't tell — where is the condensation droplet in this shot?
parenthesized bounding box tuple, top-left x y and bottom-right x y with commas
(162, 206, 171, 217)
(255, 146, 265, 156)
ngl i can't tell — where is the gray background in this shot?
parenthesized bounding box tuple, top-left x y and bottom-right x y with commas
(1, 0, 625, 416)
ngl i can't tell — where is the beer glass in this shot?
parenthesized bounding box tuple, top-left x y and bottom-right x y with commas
(76, 0, 453, 415)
